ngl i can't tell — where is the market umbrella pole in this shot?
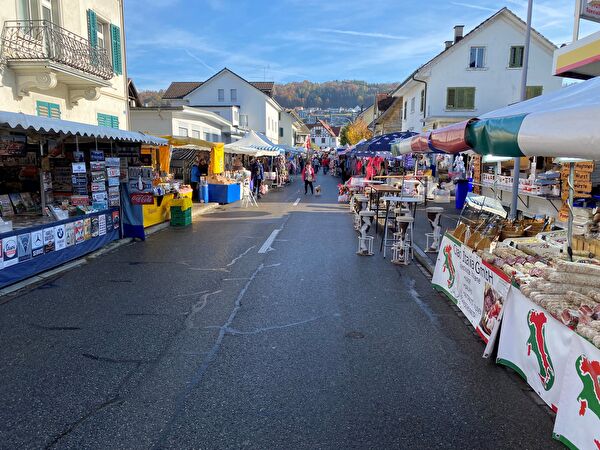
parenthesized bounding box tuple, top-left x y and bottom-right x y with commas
(510, 0, 533, 220)
(567, 162, 575, 261)
(39, 140, 46, 214)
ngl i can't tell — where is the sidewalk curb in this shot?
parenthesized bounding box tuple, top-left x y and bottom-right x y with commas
(413, 244, 435, 276)
(0, 202, 220, 299)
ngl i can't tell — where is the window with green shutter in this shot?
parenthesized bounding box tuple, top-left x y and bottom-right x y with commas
(509, 46, 524, 68)
(446, 87, 475, 110)
(87, 9, 97, 47)
(110, 24, 122, 75)
(97, 113, 119, 129)
(36, 100, 61, 119)
(526, 86, 543, 100)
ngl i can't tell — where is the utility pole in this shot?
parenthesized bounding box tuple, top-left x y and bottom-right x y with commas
(510, 0, 533, 220)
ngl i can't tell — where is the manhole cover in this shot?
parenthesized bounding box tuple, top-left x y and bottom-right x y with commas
(345, 331, 365, 339)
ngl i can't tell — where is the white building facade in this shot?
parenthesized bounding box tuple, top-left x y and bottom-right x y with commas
(308, 119, 339, 149)
(278, 109, 309, 147)
(163, 69, 283, 144)
(0, 0, 128, 128)
(394, 8, 563, 132)
(130, 106, 243, 144)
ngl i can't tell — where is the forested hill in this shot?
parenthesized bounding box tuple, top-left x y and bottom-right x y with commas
(137, 80, 398, 109)
(273, 80, 398, 109)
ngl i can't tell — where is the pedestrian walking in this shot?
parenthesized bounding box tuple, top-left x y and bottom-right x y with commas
(302, 161, 316, 195)
(322, 155, 330, 175)
(251, 158, 264, 199)
(313, 157, 320, 174)
(190, 157, 200, 201)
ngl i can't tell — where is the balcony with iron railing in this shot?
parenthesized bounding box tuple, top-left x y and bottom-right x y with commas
(1, 19, 113, 80)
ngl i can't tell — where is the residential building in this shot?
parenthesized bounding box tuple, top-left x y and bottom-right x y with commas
(278, 109, 309, 147)
(307, 119, 339, 148)
(367, 93, 404, 135)
(356, 103, 375, 127)
(162, 68, 283, 143)
(0, 0, 128, 128)
(392, 8, 563, 132)
(130, 105, 243, 144)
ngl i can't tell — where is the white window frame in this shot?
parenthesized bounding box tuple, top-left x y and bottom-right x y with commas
(218, 89, 224, 102)
(192, 129, 200, 139)
(410, 97, 415, 113)
(178, 126, 188, 137)
(230, 89, 237, 102)
(20, 0, 61, 24)
(469, 46, 486, 69)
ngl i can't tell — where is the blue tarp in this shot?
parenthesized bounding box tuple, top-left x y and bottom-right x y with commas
(0, 110, 166, 145)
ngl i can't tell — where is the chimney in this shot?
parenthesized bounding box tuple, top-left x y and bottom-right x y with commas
(454, 25, 464, 43)
(445, 40, 453, 50)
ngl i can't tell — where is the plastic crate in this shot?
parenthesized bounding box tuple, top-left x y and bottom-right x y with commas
(170, 206, 192, 227)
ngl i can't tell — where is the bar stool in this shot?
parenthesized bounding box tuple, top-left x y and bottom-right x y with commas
(425, 206, 444, 252)
(391, 216, 414, 265)
(353, 195, 369, 230)
(357, 210, 375, 255)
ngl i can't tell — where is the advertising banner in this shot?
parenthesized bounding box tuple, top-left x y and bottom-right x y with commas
(553, 333, 600, 449)
(497, 288, 574, 410)
(432, 233, 510, 343)
(581, 0, 600, 23)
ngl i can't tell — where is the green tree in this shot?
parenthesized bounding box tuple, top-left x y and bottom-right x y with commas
(339, 124, 350, 146)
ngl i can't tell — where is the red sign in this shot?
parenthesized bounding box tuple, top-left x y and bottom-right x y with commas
(70, 195, 90, 206)
(130, 193, 154, 205)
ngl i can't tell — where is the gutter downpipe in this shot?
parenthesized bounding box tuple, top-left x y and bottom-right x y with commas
(411, 72, 427, 131)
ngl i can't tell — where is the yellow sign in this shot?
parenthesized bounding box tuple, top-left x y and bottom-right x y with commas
(210, 143, 225, 174)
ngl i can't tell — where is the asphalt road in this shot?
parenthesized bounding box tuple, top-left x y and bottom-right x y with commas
(0, 173, 560, 449)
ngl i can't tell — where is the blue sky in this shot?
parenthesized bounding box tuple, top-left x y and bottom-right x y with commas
(124, 0, 600, 91)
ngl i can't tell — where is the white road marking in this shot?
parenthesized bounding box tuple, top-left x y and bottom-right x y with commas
(293, 197, 300, 206)
(258, 229, 280, 254)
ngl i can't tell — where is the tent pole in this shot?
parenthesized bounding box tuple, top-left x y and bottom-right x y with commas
(567, 162, 575, 261)
(39, 140, 46, 214)
(510, 0, 533, 220)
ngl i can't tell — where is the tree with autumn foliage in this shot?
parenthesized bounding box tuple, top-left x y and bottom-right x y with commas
(345, 119, 373, 145)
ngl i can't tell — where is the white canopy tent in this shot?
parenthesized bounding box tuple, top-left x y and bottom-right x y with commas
(224, 130, 282, 157)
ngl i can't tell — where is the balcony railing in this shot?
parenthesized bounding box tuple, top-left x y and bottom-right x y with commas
(1, 20, 113, 80)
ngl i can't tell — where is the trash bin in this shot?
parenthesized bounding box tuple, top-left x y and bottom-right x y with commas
(455, 179, 469, 209)
(200, 183, 209, 204)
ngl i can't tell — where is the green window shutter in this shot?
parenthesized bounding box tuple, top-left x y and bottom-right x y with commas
(110, 24, 122, 75)
(98, 113, 119, 128)
(36, 101, 49, 117)
(87, 9, 97, 47)
(37, 101, 60, 118)
(526, 86, 543, 100)
(48, 103, 61, 119)
(446, 88, 456, 109)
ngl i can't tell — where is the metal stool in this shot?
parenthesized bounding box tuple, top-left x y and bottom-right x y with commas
(391, 216, 414, 265)
(357, 210, 375, 255)
(425, 206, 444, 252)
(353, 195, 369, 230)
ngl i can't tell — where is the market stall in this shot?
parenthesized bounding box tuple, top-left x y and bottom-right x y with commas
(0, 110, 166, 289)
(414, 77, 600, 449)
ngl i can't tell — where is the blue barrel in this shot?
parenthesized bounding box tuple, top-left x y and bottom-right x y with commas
(200, 184, 209, 203)
(455, 179, 469, 209)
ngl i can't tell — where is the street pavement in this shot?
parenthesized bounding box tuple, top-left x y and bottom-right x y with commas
(0, 172, 560, 449)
